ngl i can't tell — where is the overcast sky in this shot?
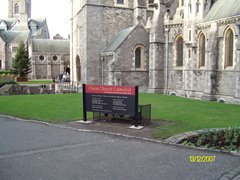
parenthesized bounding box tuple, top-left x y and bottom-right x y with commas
(0, 0, 70, 39)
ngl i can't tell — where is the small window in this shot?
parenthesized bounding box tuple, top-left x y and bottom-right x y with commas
(134, 46, 145, 69)
(196, 0, 200, 13)
(29, 22, 38, 32)
(204, 0, 208, 9)
(189, 30, 191, 41)
(149, 0, 154, 4)
(39, 55, 45, 61)
(53, 55, 58, 61)
(12, 46, 18, 52)
(188, 0, 192, 13)
(176, 36, 184, 66)
(0, 59, 2, 70)
(188, 49, 191, 58)
(117, 0, 124, 4)
(30, 26, 37, 32)
(14, 3, 19, 14)
(225, 28, 234, 67)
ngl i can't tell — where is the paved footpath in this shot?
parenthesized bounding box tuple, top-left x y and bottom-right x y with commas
(0, 116, 240, 180)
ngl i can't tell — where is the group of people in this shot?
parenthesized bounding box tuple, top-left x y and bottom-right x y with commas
(58, 72, 70, 82)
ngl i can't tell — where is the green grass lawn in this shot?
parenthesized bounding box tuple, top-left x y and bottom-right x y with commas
(0, 93, 239, 138)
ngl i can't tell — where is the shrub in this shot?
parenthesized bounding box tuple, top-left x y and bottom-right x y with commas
(3, 80, 17, 85)
(0, 70, 15, 76)
(11, 41, 31, 77)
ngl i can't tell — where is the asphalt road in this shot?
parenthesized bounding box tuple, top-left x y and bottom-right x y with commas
(0, 116, 240, 180)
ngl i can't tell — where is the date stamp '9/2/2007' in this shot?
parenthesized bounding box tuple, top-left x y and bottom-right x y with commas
(189, 156, 216, 163)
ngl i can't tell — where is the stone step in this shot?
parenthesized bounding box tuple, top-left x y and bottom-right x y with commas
(0, 84, 13, 95)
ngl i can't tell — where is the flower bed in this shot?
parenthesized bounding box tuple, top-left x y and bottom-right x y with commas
(0, 75, 16, 81)
(0, 70, 16, 81)
(179, 128, 240, 152)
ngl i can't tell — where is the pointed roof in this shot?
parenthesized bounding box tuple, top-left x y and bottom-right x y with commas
(0, 19, 19, 30)
(0, 31, 29, 43)
(29, 18, 46, 28)
(104, 26, 137, 53)
(203, 0, 240, 22)
(0, 18, 48, 33)
(32, 39, 70, 53)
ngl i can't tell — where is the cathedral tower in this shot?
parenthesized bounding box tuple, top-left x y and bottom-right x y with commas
(8, 0, 31, 30)
(8, 0, 31, 19)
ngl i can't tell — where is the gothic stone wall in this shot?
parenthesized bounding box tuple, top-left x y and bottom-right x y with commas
(32, 54, 68, 79)
(167, 26, 208, 97)
(167, 26, 185, 95)
(72, 7, 87, 83)
(84, 4, 133, 84)
(214, 24, 240, 102)
(102, 6, 134, 46)
(111, 25, 149, 91)
(166, 23, 240, 102)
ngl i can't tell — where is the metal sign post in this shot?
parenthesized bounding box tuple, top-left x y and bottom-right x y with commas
(82, 84, 87, 122)
(134, 86, 139, 127)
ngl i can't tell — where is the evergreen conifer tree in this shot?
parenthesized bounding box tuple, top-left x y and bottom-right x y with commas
(12, 41, 31, 77)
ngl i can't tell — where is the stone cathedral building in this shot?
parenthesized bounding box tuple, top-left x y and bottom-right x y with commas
(71, 0, 240, 103)
(0, 0, 70, 79)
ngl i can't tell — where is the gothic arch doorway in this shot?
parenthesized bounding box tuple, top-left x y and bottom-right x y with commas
(76, 55, 81, 82)
(66, 67, 70, 75)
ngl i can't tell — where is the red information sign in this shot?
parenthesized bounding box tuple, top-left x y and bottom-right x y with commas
(82, 84, 138, 120)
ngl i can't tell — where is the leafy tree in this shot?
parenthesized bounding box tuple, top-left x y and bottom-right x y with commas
(12, 41, 31, 77)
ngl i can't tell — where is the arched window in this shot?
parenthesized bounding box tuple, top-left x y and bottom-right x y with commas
(134, 46, 145, 69)
(196, 0, 200, 13)
(176, 36, 183, 66)
(29, 21, 38, 32)
(199, 32, 205, 67)
(76, 55, 81, 82)
(204, 0, 208, 9)
(225, 28, 234, 67)
(66, 67, 70, 75)
(135, 48, 141, 68)
(14, 3, 19, 14)
(188, 0, 192, 13)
